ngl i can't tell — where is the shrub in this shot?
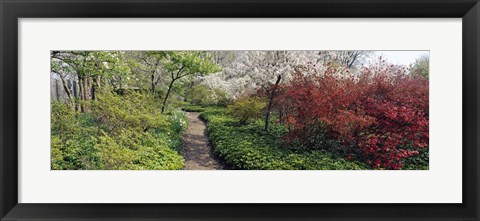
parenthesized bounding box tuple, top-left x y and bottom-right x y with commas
(51, 128, 102, 170)
(185, 85, 215, 106)
(51, 102, 102, 170)
(97, 131, 138, 170)
(402, 146, 429, 170)
(226, 96, 266, 124)
(280, 68, 429, 169)
(51, 91, 186, 170)
(183, 104, 225, 113)
(182, 104, 207, 112)
(213, 88, 233, 106)
(97, 130, 185, 170)
(185, 85, 233, 107)
(91, 91, 167, 134)
(201, 109, 368, 170)
(51, 101, 78, 139)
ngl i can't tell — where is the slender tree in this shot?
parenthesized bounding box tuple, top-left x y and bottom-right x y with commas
(161, 51, 221, 113)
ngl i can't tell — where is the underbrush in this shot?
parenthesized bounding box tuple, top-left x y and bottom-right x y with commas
(182, 104, 224, 113)
(200, 109, 369, 170)
(182, 104, 208, 112)
(51, 91, 187, 170)
(278, 70, 429, 169)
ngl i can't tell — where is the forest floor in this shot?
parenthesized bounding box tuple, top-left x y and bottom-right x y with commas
(182, 112, 224, 170)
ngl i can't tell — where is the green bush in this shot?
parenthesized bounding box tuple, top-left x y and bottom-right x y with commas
(201, 109, 368, 170)
(91, 91, 167, 134)
(51, 101, 102, 170)
(51, 128, 102, 170)
(97, 130, 184, 170)
(183, 104, 225, 113)
(97, 131, 138, 170)
(213, 88, 233, 106)
(185, 85, 215, 106)
(51, 91, 186, 170)
(185, 85, 233, 107)
(51, 101, 78, 139)
(182, 104, 207, 112)
(226, 96, 266, 124)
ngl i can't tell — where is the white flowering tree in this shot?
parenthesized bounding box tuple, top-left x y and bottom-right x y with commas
(201, 51, 329, 131)
(197, 50, 373, 130)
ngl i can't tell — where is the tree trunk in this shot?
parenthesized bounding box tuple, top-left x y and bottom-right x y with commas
(72, 80, 78, 98)
(83, 77, 88, 112)
(91, 77, 101, 100)
(59, 76, 75, 112)
(53, 79, 59, 101)
(151, 72, 156, 94)
(78, 78, 83, 112)
(264, 75, 282, 132)
(347, 53, 359, 68)
(86, 77, 92, 111)
(87, 77, 92, 99)
(79, 77, 91, 112)
(91, 84, 95, 100)
(161, 79, 175, 114)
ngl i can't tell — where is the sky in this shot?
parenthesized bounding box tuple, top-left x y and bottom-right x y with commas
(372, 51, 429, 66)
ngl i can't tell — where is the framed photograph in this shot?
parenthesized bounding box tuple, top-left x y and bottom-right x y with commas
(1, 0, 479, 220)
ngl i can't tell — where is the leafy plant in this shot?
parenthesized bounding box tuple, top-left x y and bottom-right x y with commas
(91, 91, 167, 134)
(185, 85, 215, 106)
(51, 91, 186, 170)
(280, 67, 429, 169)
(409, 55, 429, 79)
(201, 109, 368, 170)
(226, 96, 266, 124)
(97, 130, 185, 170)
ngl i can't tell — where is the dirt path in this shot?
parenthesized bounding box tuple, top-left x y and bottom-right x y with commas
(182, 112, 224, 170)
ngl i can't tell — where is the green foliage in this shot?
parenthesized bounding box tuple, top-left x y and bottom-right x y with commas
(91, 91, 167, 134)
(163, 51, 222, 77)
(51, 101, 78, 138)
(163, 110, 189, 152)
(97, 131, 138, 170)
(51, 128, 102, 170)
(402, 146, 429, 170)
(185, 85, 233, 107)
(51, 101, 101, 170)
(409, 55, 429, 79)
(51, 135, 65, 170)
(51, 91, 185, 170)
(51, 51, 129, 79)
(185, 85, 215, 106)
(97, 130, 184, 170)
(213, 88, 233, 106)
(161, 51, 222, 113)
(201, 109, 369, 170)
(168, 110, 188, 135)
(226, 96, 266, 124)
(182, 105, 207, 112)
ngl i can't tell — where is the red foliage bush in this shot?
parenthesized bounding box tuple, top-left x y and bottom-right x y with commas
(280, 65, 429, 169)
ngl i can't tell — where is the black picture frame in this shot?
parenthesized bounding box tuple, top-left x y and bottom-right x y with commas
(1, 0, 479, 220)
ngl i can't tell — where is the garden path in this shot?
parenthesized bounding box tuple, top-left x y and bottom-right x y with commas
(182, 112, 224, 170)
